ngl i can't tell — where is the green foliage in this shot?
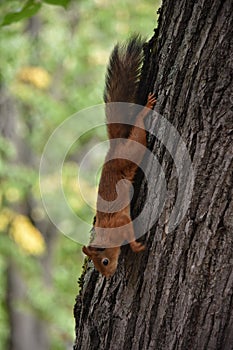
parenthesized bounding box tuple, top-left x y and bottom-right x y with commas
(2, 1, 41, 26)
(1, 0, 71, 26)
(0, 136, 16, 159)
(43, 0, 70, 7)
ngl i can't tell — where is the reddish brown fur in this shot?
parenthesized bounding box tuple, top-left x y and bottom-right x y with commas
(83, 94, 156, 277)
(82, 37, 156, 277)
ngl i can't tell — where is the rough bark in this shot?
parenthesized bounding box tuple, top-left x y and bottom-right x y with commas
(73, 0, 233, 349)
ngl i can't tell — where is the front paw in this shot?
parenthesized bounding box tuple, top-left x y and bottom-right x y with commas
(130, 241, 145, 253)
(146, 92, 157, 110)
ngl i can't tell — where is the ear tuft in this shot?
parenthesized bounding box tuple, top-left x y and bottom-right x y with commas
(82, 246, 92, 257)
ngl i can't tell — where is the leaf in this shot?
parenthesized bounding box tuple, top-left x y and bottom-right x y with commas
(1, 1, 42, 26)
(10, 215, 46, 256)
(42, 0, 71, 8)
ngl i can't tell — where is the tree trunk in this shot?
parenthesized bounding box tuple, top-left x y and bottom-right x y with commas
(73, 0, 233, 349)
(0, 55, 51, 350)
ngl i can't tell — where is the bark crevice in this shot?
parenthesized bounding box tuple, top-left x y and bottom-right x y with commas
(74, 0, 233, 349)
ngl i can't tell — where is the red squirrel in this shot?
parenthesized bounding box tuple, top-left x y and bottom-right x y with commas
(82, 36, 156, 278)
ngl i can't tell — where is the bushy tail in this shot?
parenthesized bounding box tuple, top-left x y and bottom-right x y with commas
(104, 35, 144, 104)
(104, 35, 145, 139)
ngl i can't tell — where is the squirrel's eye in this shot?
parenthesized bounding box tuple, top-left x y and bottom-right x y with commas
(102, 258, 109, 266)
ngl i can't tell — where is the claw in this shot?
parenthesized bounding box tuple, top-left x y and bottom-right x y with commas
(146, 92, 157, 110)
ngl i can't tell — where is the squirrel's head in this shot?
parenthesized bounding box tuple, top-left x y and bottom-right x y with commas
(82, 245, 121, 278)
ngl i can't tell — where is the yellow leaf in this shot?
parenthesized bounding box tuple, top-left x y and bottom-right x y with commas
(10, 215, 46, 256)
(17, 66, 51, 90)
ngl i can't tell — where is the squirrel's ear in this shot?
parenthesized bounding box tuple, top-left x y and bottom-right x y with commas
(82, 246, 92, 257)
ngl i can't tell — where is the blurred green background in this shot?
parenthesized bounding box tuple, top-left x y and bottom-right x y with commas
(0, 1, 160, 349)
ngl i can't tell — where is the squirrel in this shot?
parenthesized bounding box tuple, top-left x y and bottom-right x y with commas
(82, 36, 156, 278)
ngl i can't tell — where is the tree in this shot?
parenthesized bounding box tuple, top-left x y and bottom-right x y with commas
(73, 0, 233, 349)
(0, 38, 51, 349)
